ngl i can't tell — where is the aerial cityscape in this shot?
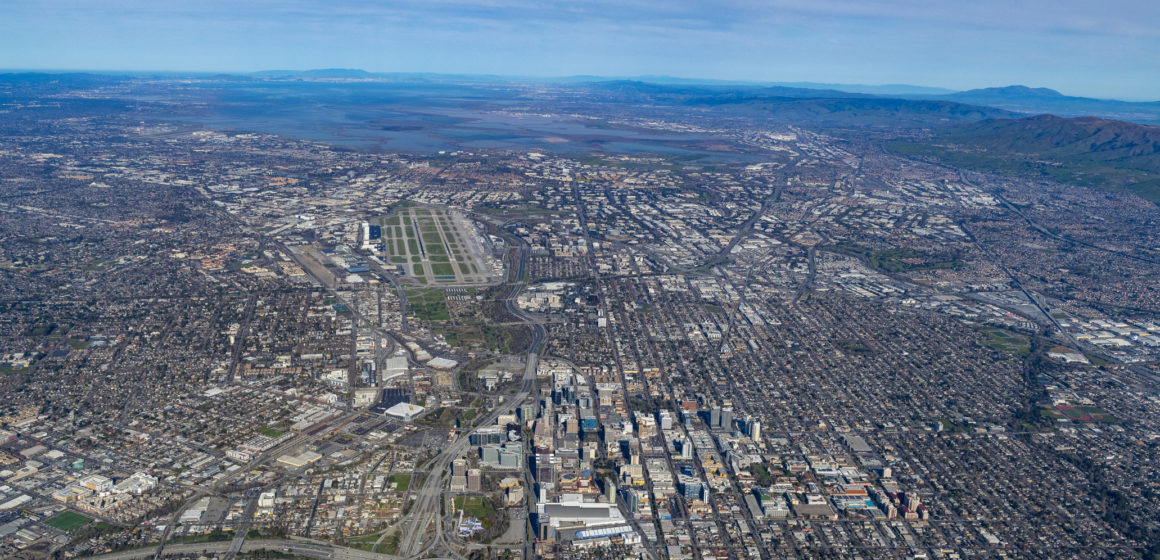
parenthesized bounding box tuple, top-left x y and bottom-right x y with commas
(1, 2, 1160, 560)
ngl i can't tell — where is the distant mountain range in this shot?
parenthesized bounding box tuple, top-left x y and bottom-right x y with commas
(578, 80, 1018, 127)
(583, 76, 957, 96)
(7, 68, 1157, 124)
(890, 114, 1160, 202)
(233, 70, 956, 94)
(5, 69, 1160, 201)
(622, 81, 1160, 126)
(196, 73, 1021, 128)
(914, 86, 1160, 126)
(177, 72, 1160, 203)
(770, 82, 958, 96)
(947, 114, 1160, 160)
(251, 68, 379, 79)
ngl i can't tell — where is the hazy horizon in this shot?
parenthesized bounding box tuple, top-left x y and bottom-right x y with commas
(5, 67, 1159, 103)
(1, 1, 1157, 100)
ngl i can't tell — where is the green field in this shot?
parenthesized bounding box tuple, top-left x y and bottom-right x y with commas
(348, 532, 397, 553)
(978, 327, 1031, 356)
(46, 511, 92, 531)
(389, 473, 412, 492)
(831, 241, 962, 273)
(405, 288, 450, 321)
(1040, 405, 1119, 423)
(454, 496, 499, 527)
(435, 324, 515, 353)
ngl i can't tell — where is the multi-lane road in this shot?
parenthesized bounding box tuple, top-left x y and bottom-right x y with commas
(91, 537, 407, 560)
(393, 229, 545, 559)
(392, 350, 539, 558)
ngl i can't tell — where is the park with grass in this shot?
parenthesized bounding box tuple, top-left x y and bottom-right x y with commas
(405, 287, 450, 321)
(389, 473, 412, 492)
(977, 327, 1031, 356)
(45, 511, 92, 531)
(1040, 404, 1119, 423)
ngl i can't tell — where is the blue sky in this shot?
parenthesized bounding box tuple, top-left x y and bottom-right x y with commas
(1, 0, 1158, 99)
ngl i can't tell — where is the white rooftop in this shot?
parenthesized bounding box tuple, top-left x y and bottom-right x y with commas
(427, 357, 459, 369)
(385, 402, 425, 418)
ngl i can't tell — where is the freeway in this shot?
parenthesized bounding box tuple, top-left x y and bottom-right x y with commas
(393, 352, 539, 558)
(88, 538, 409, 560)
(792, 245, 818, 305)
(393, 230, 546, 559)
(225, 294, 258, 383)
(716, 187, 782, 258)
